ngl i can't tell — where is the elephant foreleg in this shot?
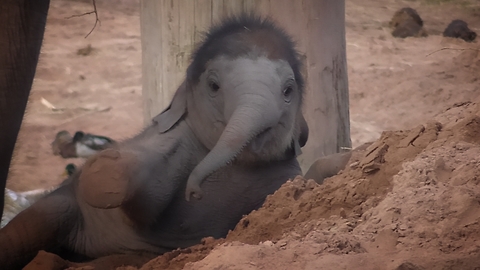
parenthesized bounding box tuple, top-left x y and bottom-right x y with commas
(0, 0, 51, 218)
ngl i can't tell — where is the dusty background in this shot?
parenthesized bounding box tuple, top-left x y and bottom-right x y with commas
(8, 0, 480, 269)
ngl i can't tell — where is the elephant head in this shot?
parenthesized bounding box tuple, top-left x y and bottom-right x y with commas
(153, 15, 309, 201)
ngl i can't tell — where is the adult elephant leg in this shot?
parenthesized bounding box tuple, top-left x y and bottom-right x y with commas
(0, 185, 79, 269)
(0, 0, 51, 218)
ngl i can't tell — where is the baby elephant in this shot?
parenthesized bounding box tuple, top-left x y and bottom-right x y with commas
(0, 14, 310, 269)
(443, 19, 477, 42)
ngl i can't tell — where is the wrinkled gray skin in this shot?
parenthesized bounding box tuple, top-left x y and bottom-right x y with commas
(0, 18, 309, 270)
(184, 56, 305, 200)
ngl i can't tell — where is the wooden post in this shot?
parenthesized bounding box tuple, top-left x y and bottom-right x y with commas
(296, 0, 352, 172)
(140, 0, 351, 173)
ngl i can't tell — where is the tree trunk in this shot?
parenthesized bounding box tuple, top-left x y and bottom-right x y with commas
(140, 0, 351, 173)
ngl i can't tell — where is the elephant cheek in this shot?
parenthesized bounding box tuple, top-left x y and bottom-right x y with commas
(187, 96, 225, 150)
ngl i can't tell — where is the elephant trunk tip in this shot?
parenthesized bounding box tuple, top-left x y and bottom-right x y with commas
(185, 181, 201, 202)
(185, 151, 239, 201)
(185, 170, 206, 201)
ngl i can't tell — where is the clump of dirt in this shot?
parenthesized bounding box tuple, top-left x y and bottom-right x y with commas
(77, 44, 96, 56)
(443, 19, 477, 42)
(25, 237, 224, 270)
(389, 7, 427, 38)
(25, 251, 153, 270)
(138, 237, 225, 270)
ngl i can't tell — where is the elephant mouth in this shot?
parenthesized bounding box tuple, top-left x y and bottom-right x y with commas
(249, 127, 272, 154)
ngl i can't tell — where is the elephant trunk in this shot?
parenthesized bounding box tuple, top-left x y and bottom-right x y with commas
(186, 92, 281, 201)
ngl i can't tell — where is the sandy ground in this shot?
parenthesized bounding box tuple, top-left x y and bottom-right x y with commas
(8, 0, 480, 269)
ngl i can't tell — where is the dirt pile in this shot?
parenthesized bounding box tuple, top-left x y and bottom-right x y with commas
(178, 99, 480, 270)
(27, 99, 480, 270)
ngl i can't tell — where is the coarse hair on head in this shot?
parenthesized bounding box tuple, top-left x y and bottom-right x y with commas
(186, 12, 305, 97)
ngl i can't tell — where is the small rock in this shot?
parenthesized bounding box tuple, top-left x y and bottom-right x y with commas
(277, 240, 288, 247)
(290, 232, 301, 239)
(454, 142, 471, 151)
(279, 208, 292, 220)
(306, 179, 318, 189)
(200, 236, 216, 245)
(317, 243, 328, 251)
(262, 240, 274, 247)
(77, 44, 95, 56)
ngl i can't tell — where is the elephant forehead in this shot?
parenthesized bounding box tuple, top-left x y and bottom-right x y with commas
(209, 56, 294, 85)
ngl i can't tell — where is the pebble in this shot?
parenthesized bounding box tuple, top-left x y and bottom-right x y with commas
(262, 241, 274, 247)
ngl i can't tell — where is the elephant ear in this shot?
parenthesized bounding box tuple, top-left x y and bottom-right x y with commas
(292, 113, 309, 157)
(153, 81, 188, 133)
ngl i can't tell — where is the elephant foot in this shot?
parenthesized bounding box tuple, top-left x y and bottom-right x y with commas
(79, 149, 137, 209)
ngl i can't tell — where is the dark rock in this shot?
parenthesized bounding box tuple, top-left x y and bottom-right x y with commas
(443, 19, 477, 42)
(390, 7, 427, 38)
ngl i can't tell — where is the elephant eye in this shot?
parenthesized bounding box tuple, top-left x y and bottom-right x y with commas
(209, 81, 220, 92)
(283, 85, 294, 103)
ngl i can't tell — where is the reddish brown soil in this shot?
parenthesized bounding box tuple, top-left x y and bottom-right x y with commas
(9, 0, 480, 269)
